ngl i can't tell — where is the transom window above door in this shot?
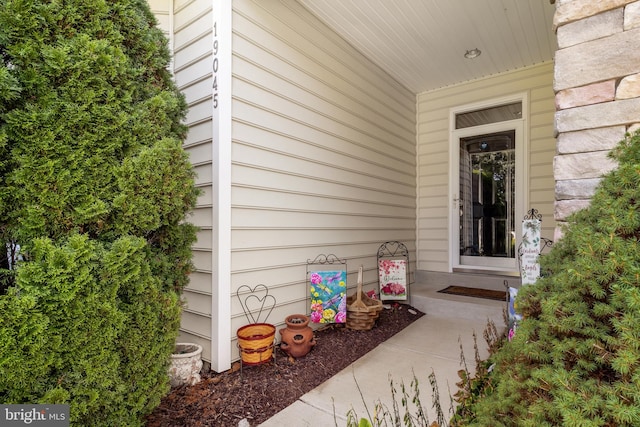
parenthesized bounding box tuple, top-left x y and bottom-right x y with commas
(455, 101, 522, 129)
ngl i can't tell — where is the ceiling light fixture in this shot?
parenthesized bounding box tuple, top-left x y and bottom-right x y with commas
(464, 48, 481, 59)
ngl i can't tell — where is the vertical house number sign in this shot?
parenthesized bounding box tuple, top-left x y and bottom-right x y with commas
(212, 21, 219, 109)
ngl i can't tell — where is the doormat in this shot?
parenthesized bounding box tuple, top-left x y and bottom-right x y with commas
(437, 285, 506, 302)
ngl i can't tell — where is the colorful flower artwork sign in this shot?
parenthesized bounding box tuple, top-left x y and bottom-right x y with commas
(309, 270, 346, 324)
(378, 259, 407, 301)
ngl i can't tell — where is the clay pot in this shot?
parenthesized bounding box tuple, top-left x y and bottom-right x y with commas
(279, 314, 316, 358)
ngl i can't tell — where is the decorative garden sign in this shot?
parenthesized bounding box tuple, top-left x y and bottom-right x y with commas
(309, 270, 347, 324)
(520, 217, 542, 285)
(378, 259, 408, 301)
(508, 210, 545, 337)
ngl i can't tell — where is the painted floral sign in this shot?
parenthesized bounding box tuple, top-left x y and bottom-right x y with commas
(520, 219, 541, 285)
(309, 270, 346, 324)
(509, 217, 542, 340)
(378, 259, 407, 301)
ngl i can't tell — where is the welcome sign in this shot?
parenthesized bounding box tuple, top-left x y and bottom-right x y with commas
(378, 259, 407, 301)
(520, 218, 542, 285)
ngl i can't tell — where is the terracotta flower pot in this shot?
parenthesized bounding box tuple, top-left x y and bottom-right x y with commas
(279, 314, 316, 358)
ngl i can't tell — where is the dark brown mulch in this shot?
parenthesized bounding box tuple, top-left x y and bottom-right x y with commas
(146, 304, 425, 427)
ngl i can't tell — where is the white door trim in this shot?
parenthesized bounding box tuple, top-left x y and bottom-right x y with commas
(211, 0, 232, 373)
(448, 92, 529, 273)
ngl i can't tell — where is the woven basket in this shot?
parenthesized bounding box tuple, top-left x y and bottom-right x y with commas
(237, 323, 275, 365)
(346, 280, 383, 330)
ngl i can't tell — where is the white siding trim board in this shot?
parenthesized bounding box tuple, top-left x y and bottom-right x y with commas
(211, 0, 233, 373)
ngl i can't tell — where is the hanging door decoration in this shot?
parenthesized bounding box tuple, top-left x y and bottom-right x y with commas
(307, 254, 347, 324)
(377, 241, 410, 302)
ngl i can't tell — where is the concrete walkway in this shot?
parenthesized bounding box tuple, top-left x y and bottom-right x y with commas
(258, 283, 506, 427)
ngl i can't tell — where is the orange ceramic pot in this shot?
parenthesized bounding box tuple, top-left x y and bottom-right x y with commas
(279, 314, 316, 358)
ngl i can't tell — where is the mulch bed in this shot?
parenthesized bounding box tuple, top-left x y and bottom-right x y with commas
(146, 304, 425, 427)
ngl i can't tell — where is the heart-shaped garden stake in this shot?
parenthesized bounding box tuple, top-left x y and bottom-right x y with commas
(237, 284, 276, 324)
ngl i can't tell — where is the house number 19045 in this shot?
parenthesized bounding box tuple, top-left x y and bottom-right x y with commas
(213, 21, 219, 109)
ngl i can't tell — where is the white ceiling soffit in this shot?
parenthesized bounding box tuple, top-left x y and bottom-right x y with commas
(297, 0, 557, 94)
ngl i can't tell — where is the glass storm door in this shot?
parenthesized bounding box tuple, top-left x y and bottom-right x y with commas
(459, 130, 515, 268)
(451, 100, 525, 272)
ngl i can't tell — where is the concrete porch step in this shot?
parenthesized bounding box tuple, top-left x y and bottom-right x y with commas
(409, 281, 507, 327)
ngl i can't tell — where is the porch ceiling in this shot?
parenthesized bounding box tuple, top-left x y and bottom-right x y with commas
(297, 0, 557, 94)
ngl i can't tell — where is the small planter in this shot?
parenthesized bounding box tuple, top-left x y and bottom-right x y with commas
(346, 266, 382, 330)
(237, 323, 276, 365)
(169, 343, 203, 387)
(279, 314, 316, 358)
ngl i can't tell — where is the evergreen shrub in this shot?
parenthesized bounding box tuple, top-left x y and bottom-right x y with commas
(454, 131, 640, 426)
(0, 0, 198, 425)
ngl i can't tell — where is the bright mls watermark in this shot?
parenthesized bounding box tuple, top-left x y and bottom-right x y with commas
(1, 405, 69, 426)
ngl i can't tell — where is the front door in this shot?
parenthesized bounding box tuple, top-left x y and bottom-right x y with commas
(451, 99, 526, 273)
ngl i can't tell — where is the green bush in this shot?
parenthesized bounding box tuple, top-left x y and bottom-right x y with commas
(0, 0, 198, 425)
(455, 131, 640, 426)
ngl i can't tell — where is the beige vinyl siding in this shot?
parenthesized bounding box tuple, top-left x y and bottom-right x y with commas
(152, 0, 217, 362)
(230, 0, 416, 360)
(416, 62, 556, 273)
(148, 0, 171, 37)
(152, 0, 416, 367)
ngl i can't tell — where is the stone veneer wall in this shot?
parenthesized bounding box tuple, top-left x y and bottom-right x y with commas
(553, 0, 640, 238)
